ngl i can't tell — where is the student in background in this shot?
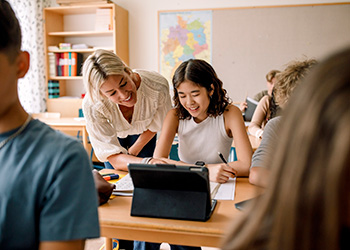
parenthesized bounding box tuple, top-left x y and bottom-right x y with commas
(0, 1, 99, 249)
(254, 69, 280, 101)
(154, 59, 252, 183)
(239, 69, 280, 112)
(248, 58, 316, 187)
(82, 49, 172, 171)
(248, 60, 316, 138)
(247, 90, 279, 138)
(222, 47, 350, 250)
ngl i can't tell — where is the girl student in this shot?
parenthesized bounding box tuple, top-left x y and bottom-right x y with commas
(154, 59, 252, 183)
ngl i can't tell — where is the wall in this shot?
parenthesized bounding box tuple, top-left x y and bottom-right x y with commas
(51, 0, 350, 101)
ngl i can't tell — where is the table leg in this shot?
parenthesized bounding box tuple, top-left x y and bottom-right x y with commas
(105, 237, 112, 250)
(82, 128, 89, 152)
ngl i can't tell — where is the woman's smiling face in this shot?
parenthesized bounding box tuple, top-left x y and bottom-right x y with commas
(176, 80, 213, 123)
(100, 72, 137, 107)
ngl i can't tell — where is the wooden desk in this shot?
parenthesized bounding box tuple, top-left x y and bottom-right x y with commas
(247, 134, 261, 152)
(99, 172, 261, 249)
(36, 117, 89, 152)
(232, 134, 261, 152)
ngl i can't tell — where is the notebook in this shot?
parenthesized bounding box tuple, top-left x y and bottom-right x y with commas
(128, 163, 217, 221)
(244, 97, 259, 121)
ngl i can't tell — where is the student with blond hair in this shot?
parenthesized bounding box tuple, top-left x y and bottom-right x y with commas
(248, 59, 316, 138)
(254, 69, 280, 101)
(249, 58, 317, 187)
(222, 47, 350, 250)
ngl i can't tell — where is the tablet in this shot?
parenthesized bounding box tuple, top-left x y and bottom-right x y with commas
(128, 163, 217, 221)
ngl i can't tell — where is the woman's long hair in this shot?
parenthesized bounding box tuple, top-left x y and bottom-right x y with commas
(222, 47, 350, 250)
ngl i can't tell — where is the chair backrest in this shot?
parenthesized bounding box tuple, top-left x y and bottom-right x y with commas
(228, 147, 237, 162)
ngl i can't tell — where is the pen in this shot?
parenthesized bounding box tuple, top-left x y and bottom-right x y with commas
(218, 152, 236, 177)
(218, 152, 228, 164)
(103, 174, 119, 181)
(101, 173, 116, 177)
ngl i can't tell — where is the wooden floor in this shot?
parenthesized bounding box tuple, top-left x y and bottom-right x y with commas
(84, 238, 220, 250)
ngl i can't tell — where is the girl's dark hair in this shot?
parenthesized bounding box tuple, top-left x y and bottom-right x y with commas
(172, 59, 231, 119)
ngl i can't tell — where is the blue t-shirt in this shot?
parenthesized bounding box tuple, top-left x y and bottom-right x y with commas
(0, 119, 100, 249)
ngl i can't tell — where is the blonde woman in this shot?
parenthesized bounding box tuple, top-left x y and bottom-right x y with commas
(222, 47, 350, 250)
(82, 50, 172, 171)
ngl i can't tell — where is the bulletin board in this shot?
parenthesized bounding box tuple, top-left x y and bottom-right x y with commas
(159, 3, 350, 101)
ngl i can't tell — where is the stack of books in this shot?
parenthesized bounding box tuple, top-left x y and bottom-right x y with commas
(52, 52, 83, 77)
(48, 80, 60, 99)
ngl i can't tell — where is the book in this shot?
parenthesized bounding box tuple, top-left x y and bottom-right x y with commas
(63, 52, 69, 76)
(244, 97, 259, 122)
(48, 52, 56, 77)
(71, 43, 89, 49)
(59, 42, 71, 50)
(56, 53, 63, 76)
(71, 52, 83, 76)
(68, 52, 72, 76)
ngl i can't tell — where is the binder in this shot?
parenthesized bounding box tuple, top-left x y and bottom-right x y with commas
(71, 52, 83, 76)
(63, 52, 69, 76)
(56, 53, 62, 76)
(71, 52, 77, 76)
(244, 97, 259, 121)
(128, 163, 217, 221)
(68, 52, 72, 76)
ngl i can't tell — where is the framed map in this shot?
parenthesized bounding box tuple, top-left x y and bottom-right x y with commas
(159, 10, 212, 87)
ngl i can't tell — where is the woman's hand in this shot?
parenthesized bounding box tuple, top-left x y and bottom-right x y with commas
(207, 163, 237, 183)
(149, 157, 169, 164)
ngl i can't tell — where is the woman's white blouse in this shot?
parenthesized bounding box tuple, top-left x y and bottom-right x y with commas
(82, 70, 172, 162)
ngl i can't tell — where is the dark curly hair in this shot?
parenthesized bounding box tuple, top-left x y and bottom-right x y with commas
(172, 59, 231, 120)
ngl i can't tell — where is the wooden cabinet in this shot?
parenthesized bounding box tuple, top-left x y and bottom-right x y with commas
(43, 3, 128, 117)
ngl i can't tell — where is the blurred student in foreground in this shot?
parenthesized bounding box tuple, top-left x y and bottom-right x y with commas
(222, 46, 350, 250)
(0, 1, 99, 249)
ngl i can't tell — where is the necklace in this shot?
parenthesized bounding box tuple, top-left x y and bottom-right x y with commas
(0, 115, 32, 150)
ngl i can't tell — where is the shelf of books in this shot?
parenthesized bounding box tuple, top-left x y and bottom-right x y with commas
(43, 3, 129, 117)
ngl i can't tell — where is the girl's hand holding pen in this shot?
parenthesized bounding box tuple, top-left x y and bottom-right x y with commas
(207, 163, 237, 183)
(218, 152, 237, 174)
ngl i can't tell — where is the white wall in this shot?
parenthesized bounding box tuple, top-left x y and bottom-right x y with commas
(51, 0, 349, 100)
(109, 0, 348, 70)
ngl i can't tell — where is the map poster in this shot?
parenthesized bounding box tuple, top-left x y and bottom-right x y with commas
(159, 10, 212, 88)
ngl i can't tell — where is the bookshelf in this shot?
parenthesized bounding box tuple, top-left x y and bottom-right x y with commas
(43, 3, 129, 117)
